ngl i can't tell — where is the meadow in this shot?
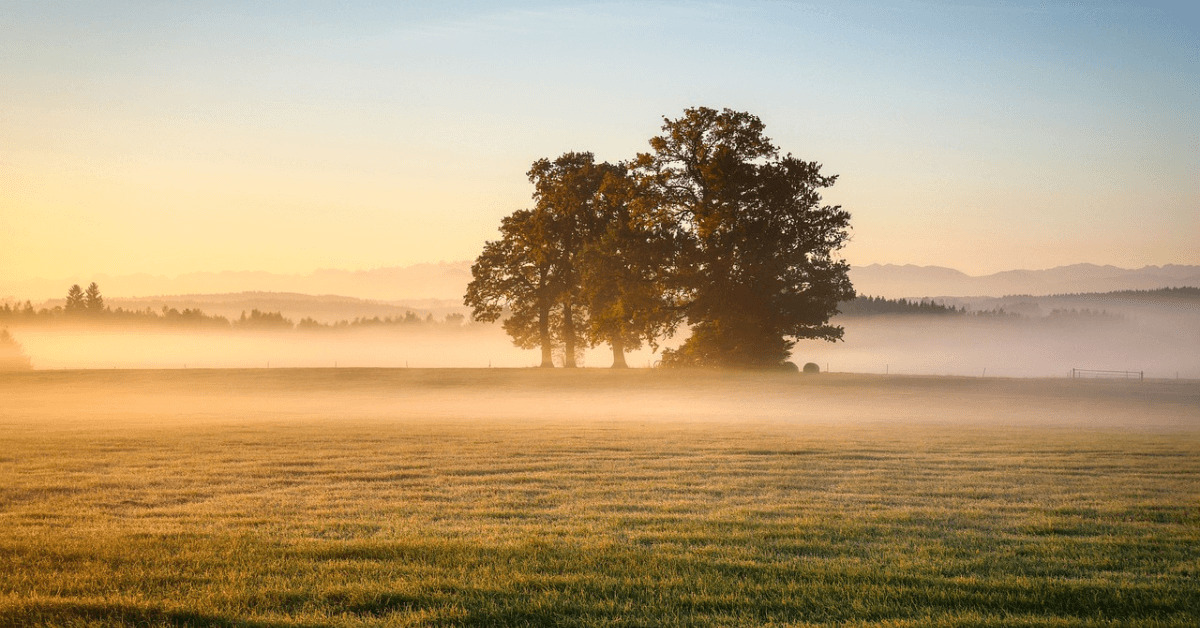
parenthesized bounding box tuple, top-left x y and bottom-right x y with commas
(1, 368, 1197, 626)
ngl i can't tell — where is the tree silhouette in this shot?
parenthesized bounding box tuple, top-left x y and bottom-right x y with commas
(84, 282, 105, 314)
(527, 152, 616, 368)
(466, 107, 853, 368)
(65, 284, 86, 314)
(577, 165, 682, 367)
(235, 309, 294, 329)
(470, 153, 683, 368)
(465, 209, 558, 367)
(636, 107, 854, 367)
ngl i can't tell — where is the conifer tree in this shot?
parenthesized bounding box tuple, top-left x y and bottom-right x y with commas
(64, 284, 86, 314)
(84, 282, 105, 314)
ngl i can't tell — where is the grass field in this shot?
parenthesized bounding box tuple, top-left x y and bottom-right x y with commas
(1, 369, 1197, 626)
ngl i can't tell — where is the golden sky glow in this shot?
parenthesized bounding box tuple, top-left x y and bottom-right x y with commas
(2, 2, 1197, 284)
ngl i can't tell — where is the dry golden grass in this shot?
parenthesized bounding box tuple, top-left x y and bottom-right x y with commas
(1, 369, 1197, 626)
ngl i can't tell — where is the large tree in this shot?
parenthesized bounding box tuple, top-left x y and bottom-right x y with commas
(464, 209, 558, 367)
(526, 152, 610, 368)
(577, 165, 682, 367)
(468, 153, 683, 368)
(636, 107, 853, 367)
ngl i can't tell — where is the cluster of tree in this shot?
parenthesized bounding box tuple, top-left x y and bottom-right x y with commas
(64, 282, 106, 314)
(1052, 287, 1200, 303)
(0, 284, 470, 331)
(833, 296, 1130, 320)
(0, 328, 32, 371)
(838, 295, 964, 317)
(466, 107, 854, 369)
(1, 284, 247, 327)
(297, 312, 466, 330)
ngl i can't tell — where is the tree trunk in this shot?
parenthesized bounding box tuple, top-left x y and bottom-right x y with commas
(538, 305, 553, 367)
(610, 335, 628, 369)
(562, 301, 577, 368)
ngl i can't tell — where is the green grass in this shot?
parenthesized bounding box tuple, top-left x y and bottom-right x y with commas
(0, 369, 1197, 626)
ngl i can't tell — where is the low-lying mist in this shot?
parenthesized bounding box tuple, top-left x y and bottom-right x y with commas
(794, 310, 1200, 379)
(6, 307, 1197, 379)
(9, 325, 659, 371)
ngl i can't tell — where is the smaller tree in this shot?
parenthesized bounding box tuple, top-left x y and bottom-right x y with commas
(465, 209, 558, 367)
(235, 309, 294, 329)
(527, 152, 612, 368)
(578, 166, 683, 367)
(65, 284, 86, 314)
(84, 282, 105, 314)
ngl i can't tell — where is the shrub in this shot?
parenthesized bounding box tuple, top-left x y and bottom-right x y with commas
(0, 329, 32, 371)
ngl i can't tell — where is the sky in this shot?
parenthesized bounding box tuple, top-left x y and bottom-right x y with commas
(2, 0, 1197, 283)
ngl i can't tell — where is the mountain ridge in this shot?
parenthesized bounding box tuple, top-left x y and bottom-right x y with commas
(850, 263, 1200, 298)
(4, 262, 1198, 302)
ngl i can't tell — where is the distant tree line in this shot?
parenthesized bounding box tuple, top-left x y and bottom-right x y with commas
(836, 296, 1131, 320)
(1045, 308, 1124, 323)
(0, 284, 469, 331)
(838, 296, 964, 317)
(465, 107, 855, 369)
(298, 312, 466, 330)
(1048, 286, 1200, 303)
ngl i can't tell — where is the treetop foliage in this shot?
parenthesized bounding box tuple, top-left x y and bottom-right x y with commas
(466, 106, 855, 368)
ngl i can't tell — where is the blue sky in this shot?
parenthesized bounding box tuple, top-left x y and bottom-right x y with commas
(2, 1, 1196, 279)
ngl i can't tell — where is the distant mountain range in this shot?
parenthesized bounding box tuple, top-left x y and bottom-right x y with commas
(849, 263, 1200, 299)
(3, 261, 1198, 303)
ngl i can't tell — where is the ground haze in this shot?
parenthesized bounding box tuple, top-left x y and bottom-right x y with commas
(2, 369, 1197, 626)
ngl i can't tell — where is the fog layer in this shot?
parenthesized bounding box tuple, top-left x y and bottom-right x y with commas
(7, 308, 1198, 379)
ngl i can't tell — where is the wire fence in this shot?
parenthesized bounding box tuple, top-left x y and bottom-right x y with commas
(1071, 368, 1143, 380)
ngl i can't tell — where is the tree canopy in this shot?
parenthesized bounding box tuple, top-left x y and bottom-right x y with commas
(84, 282, 104, 313)
(464, 209, 559, 367)
(638, 107, 854, 367)
(465, 107, 853, 368)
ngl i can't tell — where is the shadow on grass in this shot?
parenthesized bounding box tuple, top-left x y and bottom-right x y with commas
(292, 539, 1198, 625)
(8, 533, 1198, 627)
(0, 598, 314, 628)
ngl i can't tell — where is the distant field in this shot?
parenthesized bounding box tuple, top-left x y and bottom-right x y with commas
(1, 369, 1197, 626)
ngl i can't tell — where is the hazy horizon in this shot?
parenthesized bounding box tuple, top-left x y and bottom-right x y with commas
(4, 1, 1197, 283)
(4, 5, 1198, 624)
(4, 259, 1199, 304)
